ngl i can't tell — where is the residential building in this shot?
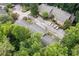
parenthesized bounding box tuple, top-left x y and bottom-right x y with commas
(38, 4, 75, 26)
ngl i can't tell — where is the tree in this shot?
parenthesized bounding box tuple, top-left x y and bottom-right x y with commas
(62, 23, 79, 48)
(72, 44, 79, 56)
(41, 43, 68, 56)
(30, 4, 38, 16)
(0, 21, 44, 56)
(63, 20, 71, 29)
(0, 15, 13, 24)
(0, 22, 12, 35)
(24, 32, 43, 55)
(6, 3, 13, 8)
(14, 42, 29, 56)
(62, 23, 79, 55)
(47, 3, 76, 13)
(0, 36, 14, 56)
(75, 10, 79, 22)
(14, 32, 43, 56)
(29, 39, 42, 55)
(11, 25, 31, 41)
(10, 25, 31, 51)
(0, 22, 14, 56)
(22, 4, 30, 12)
(63, 4, 75, 13)
(14, 47, 28, 56)
(5, 4, 13, 12)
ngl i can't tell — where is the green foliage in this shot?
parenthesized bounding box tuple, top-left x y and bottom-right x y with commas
(72, 44, 79, 56)
(10, 13, 19, 21)
(42, 12, 48, 19)
(0, 15, 13, 24)
(62, 4, 76, 13)
(11, 25, 31, 41)
(22, 4, 30, 12)
(30, 4, 38, 16)
(62, 23, 79, 55)
(23, 17, 27, 20)
(0, 36, 14, 56)
(27, 32, 43, 55)
(26, 18, 32, 23)
(47, 3, 77, 13)
(6, 3, 13, 8)
(5, 4, 13, 12)
(0, 23, 43, 56)
(14, 42, 29, 56)
(42, 43, 68, 56)
(0, 22, 12, 35)
(33, 52, 41, 56)
(62, 23, 79, 48)
(1, 3, 79, 56)
(63, 20, 71, 29)
(23, 17, 32, 23)
(75, 10, 79, 22)
(11, 25, 43, 55)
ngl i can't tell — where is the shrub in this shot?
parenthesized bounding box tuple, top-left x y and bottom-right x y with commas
(0, 15, 13, 23)
(72, 44, 79, 56)
(26, 18, 32, 23)
(30, 4, 38, 16)
(23, 17, 32, 23)
(6, 4, 13, 8)
(42, 12, 48, 19)
(22, 4, 30, 12)
(10, 13, 19, 20)
(5, 4, 13, 12)
(63, 20, 71, 29)
(22, 5, 30, 12)
(23, 17, 27, 20)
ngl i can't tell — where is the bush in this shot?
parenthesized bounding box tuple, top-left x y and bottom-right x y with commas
(6, 4, 13, 8)
(27, 18, 32, 23)
(30, 4, 38, 16)
(72, 44, 79, 56)
(22, 5, 30, 12)
(5, 4, 13, 13)
(22, 4, 30, 12)
(42, 12, 48, 19)
(63, 20, 71, 29)
(23, 17, 32, 23)
(0, 15, 13, 24)
(26, 20, 32, 23)
(10, 13, 19, 20)
(23, 17, 27, 20)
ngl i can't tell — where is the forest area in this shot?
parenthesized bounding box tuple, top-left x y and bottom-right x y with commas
(0, 3, 79, 56)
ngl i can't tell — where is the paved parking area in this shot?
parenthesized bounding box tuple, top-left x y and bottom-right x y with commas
(13, 4, 64, 45)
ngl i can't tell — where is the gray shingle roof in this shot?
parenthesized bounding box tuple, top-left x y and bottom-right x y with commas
(38, 4, 74, 26)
